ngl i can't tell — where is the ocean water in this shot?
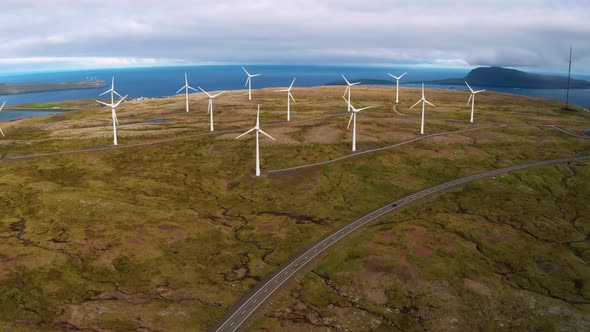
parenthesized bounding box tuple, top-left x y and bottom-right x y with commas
(0, 65, 588, 117)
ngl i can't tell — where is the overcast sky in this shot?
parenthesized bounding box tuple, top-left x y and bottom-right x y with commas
(1, 0, 589, 74)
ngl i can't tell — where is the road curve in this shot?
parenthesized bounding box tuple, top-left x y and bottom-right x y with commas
(392, 103, 409, 116)
(212, 155, 590, 332)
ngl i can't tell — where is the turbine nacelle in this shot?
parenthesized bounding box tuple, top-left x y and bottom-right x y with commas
(96, 95, 128, 108)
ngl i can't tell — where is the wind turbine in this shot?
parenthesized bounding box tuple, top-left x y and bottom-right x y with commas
(99, 76, 124, 125)
(410, 83, 435, 135)
(387, 72, 407, 104)
(243, 67, 261, 101)
(198, 86, 225, 132)
(176, 73, 198, 113)
(342, 75, 361, 112)
(235, 105, 276, 177)
(96, 95, 128, 146)
(465, 81, 485, 123)
(0, 101, 5, 137)
(276, 78, 296, 121)
(342, 97, 373, 152)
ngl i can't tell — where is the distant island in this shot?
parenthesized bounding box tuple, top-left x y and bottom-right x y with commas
(325, 78, 395, 86)
(416, 67, 590, 89)
(0, 79, 106, 95)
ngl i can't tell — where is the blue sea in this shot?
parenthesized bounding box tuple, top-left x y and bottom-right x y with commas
(0, 65, 588, 121)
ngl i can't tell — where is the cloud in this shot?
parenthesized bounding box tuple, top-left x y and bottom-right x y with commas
(0, 0, 588, 73)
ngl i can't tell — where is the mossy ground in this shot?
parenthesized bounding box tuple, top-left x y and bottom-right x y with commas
(252, 163, 590, 331)
(0, 86, 589, 330)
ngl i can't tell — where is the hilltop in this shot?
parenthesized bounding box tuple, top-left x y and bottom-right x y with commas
(0, 86, 589, 331)
(418, 66, 590, 89)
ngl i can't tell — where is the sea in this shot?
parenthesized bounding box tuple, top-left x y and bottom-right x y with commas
(0, 65, 588, 121)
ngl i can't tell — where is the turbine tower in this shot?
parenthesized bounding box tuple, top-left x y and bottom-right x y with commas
(176, 73, 198, 113)
(342, 97, 373, 152)
(0, 101, 6, 137)
(276, 78, 296, 121)
(342, 75, 361, 112)
(243, 67, 261, 101)
(410, 83, 435, 135)
(96, 95, 128, 146)
(465, 81, 485, 123)
(198, 86, 225, 132)
(387, 72, 407, 104)
(236, 105, 276, 176)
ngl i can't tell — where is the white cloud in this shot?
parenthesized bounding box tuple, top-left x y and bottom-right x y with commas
(0, 0, 588, 72)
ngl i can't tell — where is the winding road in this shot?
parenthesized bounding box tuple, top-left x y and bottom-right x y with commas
(212, 155, 590, 332)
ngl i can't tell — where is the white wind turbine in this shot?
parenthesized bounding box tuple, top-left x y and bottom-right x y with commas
(99, 76, 124, 125)
(176, 73, 198, 113)
(410, 83, 435, 135)
(465, 81, 485, 123)
(96, 95, 128, 146)
(387, 72, 407, 104)
(342, 97, 373, 152)
(236, 105, 276, 177)
(198, 86, 225, 132)
(243, 67, 261, 101)
(342, 75, 361, 112)
(276, 78, 296, 121)
(0, 101, 6, 137)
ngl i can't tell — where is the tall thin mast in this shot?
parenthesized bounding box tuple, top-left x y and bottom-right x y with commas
(565, 45, 572, 110)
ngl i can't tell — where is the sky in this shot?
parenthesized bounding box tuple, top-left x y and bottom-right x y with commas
(1, 0, 589, 74)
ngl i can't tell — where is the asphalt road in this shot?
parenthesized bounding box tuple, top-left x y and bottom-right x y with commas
(212, 155, 590, 332)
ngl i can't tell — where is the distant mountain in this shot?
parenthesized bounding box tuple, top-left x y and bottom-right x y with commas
(0, 79, 106, 95)
(324, 78, 395, 86)
(417, 67, 590, 89)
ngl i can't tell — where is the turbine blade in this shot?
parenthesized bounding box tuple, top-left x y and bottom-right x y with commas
(341, 74, 351, 85)
(96, 100, 110, 107)
(289, 77, 296, 89)
(113, 95, 128, 108)
(399, 72, 407, 79)
(475, 90, 485, 94)
(387, 73, 398, 79)
(188, 86, 199, 92)
(0, 128, 4, 137)
(114, 90, 124, 99)
(176, 86, 185, 94)
(351, 82, 361, 86)
(465, 81, 474, 93)
(289, 92, 296, 103)
(341, 95, 352, 107)
(99, 89, 111, 96)
(259, 129, 276, 141)
(276, 89, 289, 92)
(212, 91, 225, 98)
(256, 105, 260, 128)
(425, 100, 435, 107)
(242, 67, 250, 76)
(343, 86, 350, 97)
(410, 100, 422, 109)
(236, 127, 255, 139)
(251, 74, 261, 77)
(356, 106, 373, 112)
(185, 73, 188, 85)
(467, 94, 473, 106)
(347, 113, 354, 129)
(0, 100, 5, 111)
(198, 86, 212, 97)
(244, 77, 250, 88)
(422, 83, 425, 99)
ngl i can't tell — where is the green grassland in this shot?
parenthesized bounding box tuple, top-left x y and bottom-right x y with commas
(0, 86, 589, 330)
(251, 163, 590, 331)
